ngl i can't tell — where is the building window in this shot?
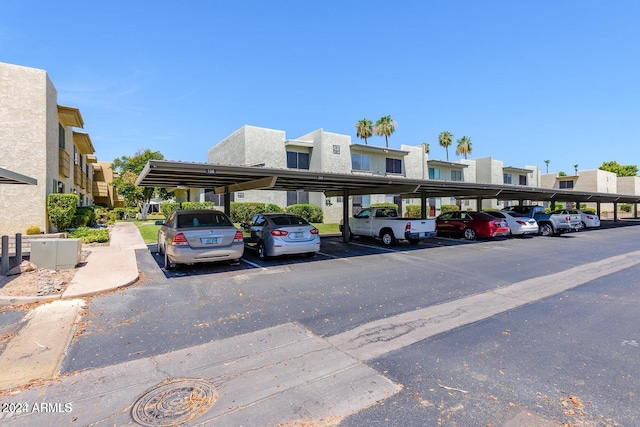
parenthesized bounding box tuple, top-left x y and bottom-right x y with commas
(333, 145, 340, 154)
(59, 124, 65, 148)
(519, 174, 527, 185)
(287, 191, 309, 205)
(559, 180, 574, 189)
(386, 158, 402, 174)
(287, 151, 309, 170)
(351, 153, 371, 171)
(428, 167, 440, 179)
(450, 170, 463, 182)
(503, 173, 512, 184)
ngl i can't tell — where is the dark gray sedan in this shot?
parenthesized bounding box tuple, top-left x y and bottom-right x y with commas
(243, 213, 320, 260)
(156, 209, 244, 270)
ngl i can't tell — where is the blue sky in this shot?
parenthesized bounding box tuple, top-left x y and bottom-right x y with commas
(2, 1, 639, 174)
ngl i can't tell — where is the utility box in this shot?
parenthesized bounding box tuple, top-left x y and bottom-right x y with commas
(30, 238, 82, 270)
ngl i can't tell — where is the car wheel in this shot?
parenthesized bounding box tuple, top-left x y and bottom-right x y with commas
(463, 228, 477, 240)
(164, 249, 174, 270)
(581, 221, 587, 230)
(257, 241, 268, 260)
(380, 229, 398, 247)
(156, 234, 163, 254)
(408, 238, 420, 245)
(347, 227, 354, 241)
(539, 223, 553, 236)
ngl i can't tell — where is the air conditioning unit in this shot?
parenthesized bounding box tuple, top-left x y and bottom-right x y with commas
(30, 238, 82, 269)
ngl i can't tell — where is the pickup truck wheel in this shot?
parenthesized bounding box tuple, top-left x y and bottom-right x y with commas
(408, 238, 420, 245)
(380, 229, 398, 246)
(539, 223, 553, 236)
(463, 228, 477, 240)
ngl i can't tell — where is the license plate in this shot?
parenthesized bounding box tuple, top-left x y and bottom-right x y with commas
(201, 237, 220, 245)
(291, 232, 303, 239)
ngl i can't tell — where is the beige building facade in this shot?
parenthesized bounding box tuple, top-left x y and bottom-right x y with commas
(0, 62, 100, 235)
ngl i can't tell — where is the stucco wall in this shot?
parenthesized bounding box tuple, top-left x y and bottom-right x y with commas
(617, 176, 640, 195)
(0, 63, 50, 235)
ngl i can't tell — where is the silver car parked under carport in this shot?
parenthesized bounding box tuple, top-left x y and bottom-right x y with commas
(243, 213, 320, 260)
(156, 209, 244, 270)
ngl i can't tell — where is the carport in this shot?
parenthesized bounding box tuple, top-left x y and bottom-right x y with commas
(0, 167, 37, 185)
(136, 160, 640, 242)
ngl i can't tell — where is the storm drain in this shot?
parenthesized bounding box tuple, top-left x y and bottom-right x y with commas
(131, 378, 217, 426)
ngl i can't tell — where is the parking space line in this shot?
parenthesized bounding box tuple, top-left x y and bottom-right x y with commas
(241, 259, 266, 269)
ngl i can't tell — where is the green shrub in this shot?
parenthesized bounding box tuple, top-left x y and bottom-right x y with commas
(371, 203, 398, 210)
(264, 203, 284, 213)
(230, 202, 267, 224)
(285, 204, 323, 223)
(181, 201, 216, 210)
(160, 202, 180, 218)
(404, 205, 423, 218)
(621, 204, 632, 213)
(68, 227, 110, 243)
(440, 204, 459, 213)
(26, 225, 41, 235)
(47, 193, 79, 232)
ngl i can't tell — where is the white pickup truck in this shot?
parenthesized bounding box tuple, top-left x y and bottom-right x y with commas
(339, 207, 436, 246)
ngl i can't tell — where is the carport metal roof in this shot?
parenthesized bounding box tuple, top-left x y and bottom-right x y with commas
(0, 167, 37, 185)
(137, 160, 640, 204)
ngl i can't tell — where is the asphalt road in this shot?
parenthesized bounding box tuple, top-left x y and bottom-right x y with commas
(62, 222, 640, 426)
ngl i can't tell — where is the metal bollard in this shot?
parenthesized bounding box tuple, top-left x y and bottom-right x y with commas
(15, 233, 22, 268)
(1, 235, 8, 275)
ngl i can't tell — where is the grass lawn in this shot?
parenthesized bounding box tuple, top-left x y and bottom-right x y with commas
(129, 218, 340, 244)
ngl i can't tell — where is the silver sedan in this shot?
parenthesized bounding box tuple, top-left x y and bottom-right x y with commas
(156, 209, 244, 270)
(243, 213, 321, 260)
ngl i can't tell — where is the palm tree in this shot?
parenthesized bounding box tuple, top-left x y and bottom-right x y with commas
(438, 131, 453, 161)
(455, 136, 472, 159)
(355, 118, 373, 145)
(574, 164, 578, 175)
(544, 159, 550, 173)
(374, 115, 396, 148)
(422, 142, 430, 154)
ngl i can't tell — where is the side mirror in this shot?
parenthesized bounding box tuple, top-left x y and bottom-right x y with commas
(154, 220, 164, 226)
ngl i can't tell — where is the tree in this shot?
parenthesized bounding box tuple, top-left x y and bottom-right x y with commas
(374, 116, 396, 148)
(355, 118, 373, 145)
(455, 136, 472, 159)
(544, 159, 550, 174)
(422, 142, 430, 154)
(573, 164, 578, 175)
(599, 161, 639, 177)
(438, 131, 453, 161)
(112, 149, 167, 219)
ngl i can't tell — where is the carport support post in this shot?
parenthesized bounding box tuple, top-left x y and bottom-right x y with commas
(420, 193, 427, 218)
(613, 202, 618, 222)
(476, 196, 482, 211)
(342, 190, 350, 243)
(551, 201, 556, 210)
(1, 235, 8, 275)
(15, 233, 21, 268)
(224, 193, 231, 217)
(597, 202, 601, 218)
(634, 203, 638, 219)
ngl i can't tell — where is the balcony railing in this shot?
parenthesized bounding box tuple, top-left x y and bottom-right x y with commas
(92, 181, 109, 197)
(59, 149, 70, 177)
(74, 164, 82, 187)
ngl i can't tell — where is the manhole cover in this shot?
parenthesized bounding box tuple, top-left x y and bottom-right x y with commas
(131, 378, 217, 426)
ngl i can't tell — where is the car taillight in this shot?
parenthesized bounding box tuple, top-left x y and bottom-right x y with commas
(233, 230, 244, 243)
(172, 233, 188, 246)
(310, 228, 319, 235)
(271, 229, 289, 237)
(516, 220, 526, 225)
(587, 215, 594, 220)
(566, 216, 571, 223)
(405, 222, 411, 232)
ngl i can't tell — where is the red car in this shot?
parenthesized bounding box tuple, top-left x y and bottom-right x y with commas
(436, 211, 510, 240)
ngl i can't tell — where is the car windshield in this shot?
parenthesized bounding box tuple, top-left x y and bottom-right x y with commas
(271, 216, 310, 226)
(177, 212, 232, 228)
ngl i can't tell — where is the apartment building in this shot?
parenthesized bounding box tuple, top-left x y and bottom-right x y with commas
(540, 169, 624, 212)
(206, 125, 543, 221)
(0, 62, 104, 234)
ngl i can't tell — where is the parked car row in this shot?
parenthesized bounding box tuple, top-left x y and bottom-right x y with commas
(155, 210, 320, 269)
(434, 207, 600, 240)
